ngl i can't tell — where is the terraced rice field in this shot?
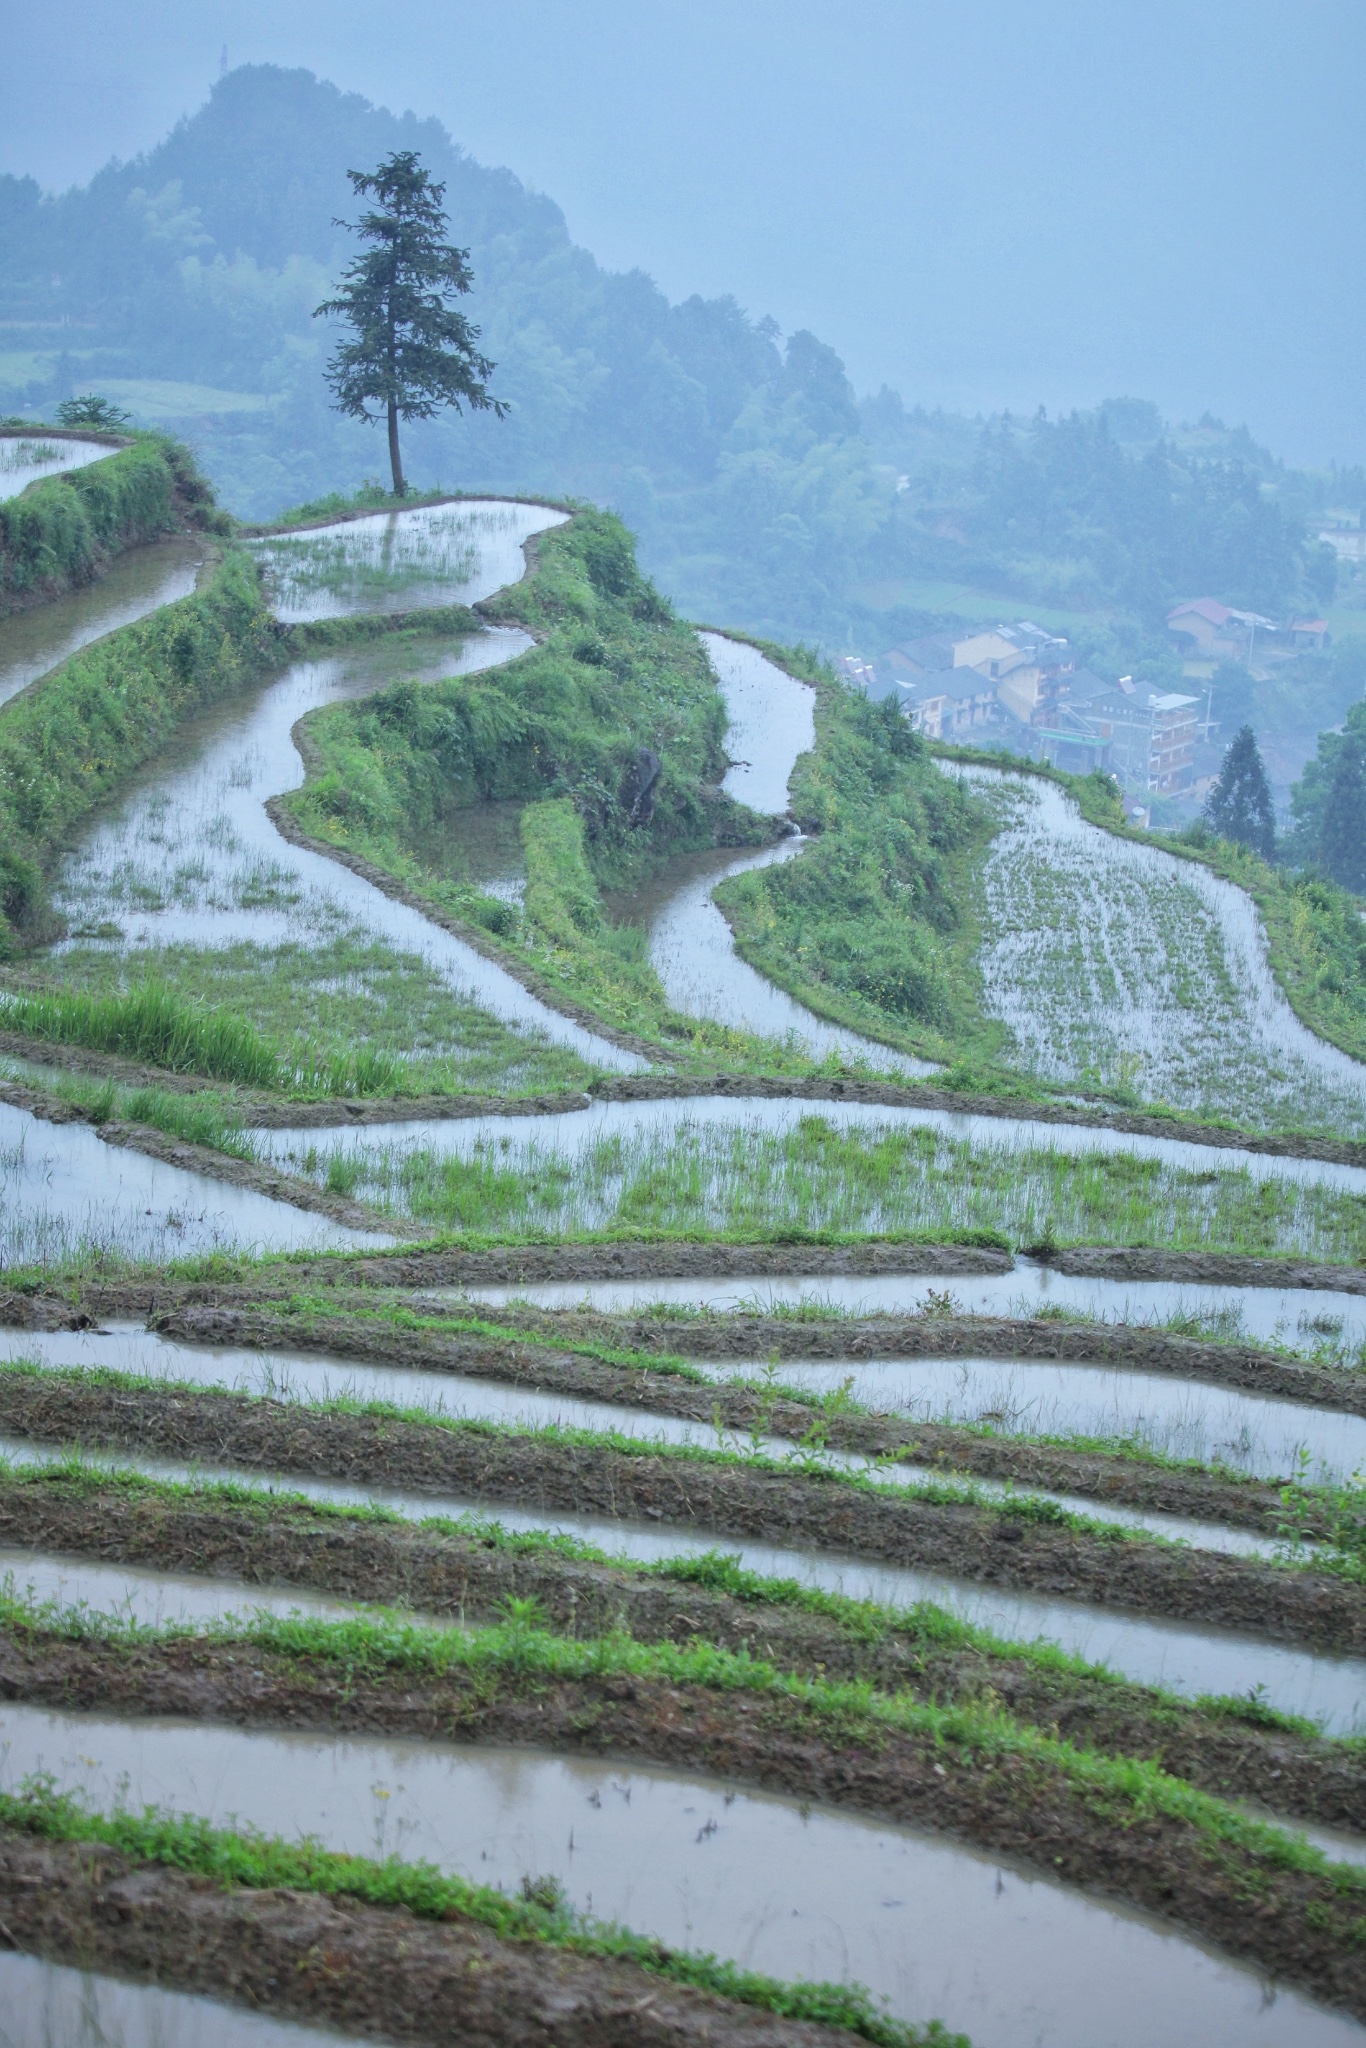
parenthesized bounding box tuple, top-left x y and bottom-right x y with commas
(953, 764, 1366, 1133)
(4, 480, 1366, 2045)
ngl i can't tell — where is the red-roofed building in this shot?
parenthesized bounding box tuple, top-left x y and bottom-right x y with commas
(1166, 598, 1241, 658)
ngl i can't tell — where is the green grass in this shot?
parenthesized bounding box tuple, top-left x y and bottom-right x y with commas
(2, 936, 602, 1098)
(0, 979, 403, 1096)
(0, 546, 276, 956)
(0, 1771, 953, 2046)
(267, 1109, 1366, 1260)
(714, 642, 1002, 1063)
(0, 430, 207, 613)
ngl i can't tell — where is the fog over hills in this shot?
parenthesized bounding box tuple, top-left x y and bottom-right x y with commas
(0, 61, 1361, 738)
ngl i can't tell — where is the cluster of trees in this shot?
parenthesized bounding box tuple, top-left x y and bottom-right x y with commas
(0, 63, 1351, 650)
(1197, 719, 1364, 897)
(1286, 706, 1366, 893)
(862, 397, 1338, 617)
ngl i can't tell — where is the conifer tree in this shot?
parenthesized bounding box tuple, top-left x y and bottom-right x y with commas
(1204, 724, 1276, 859)
(1317, 736, 1366, 894)
(315, 151, 504, 495)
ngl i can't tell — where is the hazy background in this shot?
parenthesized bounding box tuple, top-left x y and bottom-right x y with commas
(3, 0, 1363, 466)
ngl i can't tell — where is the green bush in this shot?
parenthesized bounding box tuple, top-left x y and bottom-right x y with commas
(716, 668, 998, 1056)
(0, 548, 278, 951)
(0, 432, 201, 610)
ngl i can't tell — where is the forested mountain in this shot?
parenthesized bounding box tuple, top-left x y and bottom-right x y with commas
(0, 64, 1356, 653)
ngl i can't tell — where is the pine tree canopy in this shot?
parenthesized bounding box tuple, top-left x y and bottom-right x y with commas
(315, 149, 504, 493)
(1204, 723, 1276, 860)
(1317, 735, 1366, 894)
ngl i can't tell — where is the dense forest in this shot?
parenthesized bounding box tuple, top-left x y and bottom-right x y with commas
(0, 64, 1359, 662)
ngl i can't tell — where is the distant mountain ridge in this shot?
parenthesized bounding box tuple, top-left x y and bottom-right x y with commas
(0, 64, 1355, 659)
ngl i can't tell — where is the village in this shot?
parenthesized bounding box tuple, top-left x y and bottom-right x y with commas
(841, 598, 1332, 812)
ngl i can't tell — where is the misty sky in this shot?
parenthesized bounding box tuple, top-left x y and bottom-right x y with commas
(2, 0, 1363, 465)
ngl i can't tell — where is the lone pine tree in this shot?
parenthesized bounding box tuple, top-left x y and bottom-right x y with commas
(315, 150, 505, 495)
(1204, 724, 1276, 860)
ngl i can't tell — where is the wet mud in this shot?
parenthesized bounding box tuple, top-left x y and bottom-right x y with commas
(151, 1305, 1297, 1532)
(3, 1473, 1364, 1830)
(0, 1078, 405, 1234)
(0, 1826, 842, 2047)
(0, 1374, 1359, 1654)
(458, 1303, 1366, 1417)
(2, 1631, 1365, 2024)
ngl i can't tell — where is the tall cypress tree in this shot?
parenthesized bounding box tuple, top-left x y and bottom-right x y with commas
(1318, 736, 1366, 893)
(1204, 724, 1276, 859)
(315, 151, 505, 495)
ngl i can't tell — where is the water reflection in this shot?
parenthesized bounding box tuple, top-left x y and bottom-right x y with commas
(0, 434, 113, 503)
(1, 1708, 1358, 2047)
(0, 537, 204, 711)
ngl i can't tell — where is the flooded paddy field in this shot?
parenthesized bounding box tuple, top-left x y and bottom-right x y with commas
(7, 488, 1366, 2041)
(0, 432, 114, 502)
(951, 762, 1366, 1136)
(0, 534, 205, 711)
(254, 1092, 1366, 1257)
(438, 1256, 1366, 1355)
(0, 1097, 385, 1263)
(248, 499, 533, 621)
(0, 1541, 360, 1630)
(0, 1702, 1362, 2048)
(688, 1348, 1366, 1483)
(0, 1319, 1294, 1556)
(257, 1087, 1366, 1192)
(0, 1948, 366, 2048)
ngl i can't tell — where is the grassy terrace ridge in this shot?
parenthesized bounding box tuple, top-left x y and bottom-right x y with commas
(135, 1295, 1366, 1544)
(1, 1362, 1363, 1651)
(0, 425, 225, 618)
(711, 634, 1001, 1071)
(3, 1598, 1366, 2023)
(0, 544, 277, 956)
(273, 501, 828, 1072)
(0, 1460, 1357, 1809)
(934, 737, 1366, 1077)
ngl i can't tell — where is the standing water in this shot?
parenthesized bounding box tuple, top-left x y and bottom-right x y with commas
(623, 631, 935, 1072)
(0, 434, 115, 502)
(951, 762, 1366, 1132)
(1, 1706, 1360, 2048)
(0, 537, 205, 712)
(49, 501, 640, 1074)
(0, 1951, 367, 2046)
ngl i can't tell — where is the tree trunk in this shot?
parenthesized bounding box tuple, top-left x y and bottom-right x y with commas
(387, 401, 406, 497)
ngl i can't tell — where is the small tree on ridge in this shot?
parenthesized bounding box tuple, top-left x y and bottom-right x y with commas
(315, 150, 504, 496)
(1204, 724, 1276, 860)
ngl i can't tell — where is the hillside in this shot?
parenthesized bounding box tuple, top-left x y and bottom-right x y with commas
(0, 63, 1357, 674)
